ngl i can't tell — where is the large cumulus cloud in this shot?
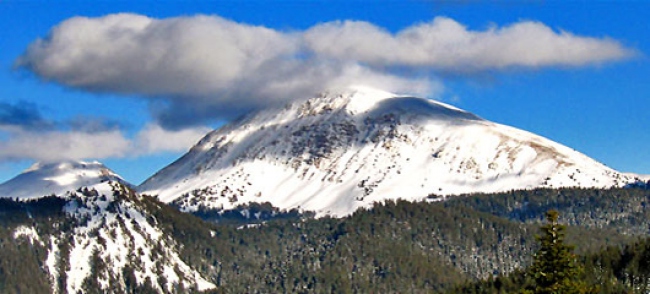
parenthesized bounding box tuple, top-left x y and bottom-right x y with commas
(16, 14, 633, 129)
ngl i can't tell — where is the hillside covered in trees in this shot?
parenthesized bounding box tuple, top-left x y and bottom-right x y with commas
(0, 186, 649, 293)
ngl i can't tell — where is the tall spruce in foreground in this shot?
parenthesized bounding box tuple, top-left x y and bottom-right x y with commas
(525, 210, 589, 294)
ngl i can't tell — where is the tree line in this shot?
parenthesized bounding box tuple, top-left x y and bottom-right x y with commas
(0, 186, 649, 293)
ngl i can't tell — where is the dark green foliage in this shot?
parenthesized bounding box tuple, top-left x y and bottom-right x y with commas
(0, 196, 67, 228)
(0, 227, 52, 293)
(192, 201, 313, 225)
(448, 270, 532, 294)
(582, 237, 650, 293)
(0, 186, 649, 293)
(451, 238, 650, 294)
(0, 197, 67, 293)
(443, 187, 650, 236)
(152, 192, 641, 293)
(525, 210, 588, 294)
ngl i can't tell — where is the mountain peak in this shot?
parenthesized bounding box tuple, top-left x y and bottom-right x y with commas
(305, 85, 480, 123)
(327, 84, 397, 96)
(25, 160, 106, 173)
(140, 88, 637, 216)
(0, 160, 128, 199)
(294, 85, 399, 116)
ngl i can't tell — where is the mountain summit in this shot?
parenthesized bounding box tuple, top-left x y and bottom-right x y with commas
(140, 86, 637, 216)
(0, 160, 128, 199)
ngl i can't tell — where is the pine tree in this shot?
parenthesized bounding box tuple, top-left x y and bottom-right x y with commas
(525, 210, 588, 294)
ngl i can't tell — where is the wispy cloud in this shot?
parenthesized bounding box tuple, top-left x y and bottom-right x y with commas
(16, 14, 632, 129)
(0, 129, 131, 162)
(131, 124, 211, 156)
(304, 17, 633, 71)
(0, 123, 208, 163)
(0, 101, 129, 134)
(0, 101, 207, 162)
(65, 116, 125, 133)
(0, 101, 54, 131)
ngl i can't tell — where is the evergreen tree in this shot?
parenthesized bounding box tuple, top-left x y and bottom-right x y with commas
(525, 210, 588, 294)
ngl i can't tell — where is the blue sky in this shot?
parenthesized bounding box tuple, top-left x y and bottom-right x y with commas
(1, 1, 649, 184)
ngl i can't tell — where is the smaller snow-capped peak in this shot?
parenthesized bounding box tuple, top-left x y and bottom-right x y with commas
(44, 182, 216, 293)
(0, 160, 128, 199)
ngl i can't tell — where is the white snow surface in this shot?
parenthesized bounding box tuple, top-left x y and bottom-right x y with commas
(13, 225, 43, 246)
(45, 236, 60, 294)
(140, 86, 647, 217)
(0, 160, 128, 199)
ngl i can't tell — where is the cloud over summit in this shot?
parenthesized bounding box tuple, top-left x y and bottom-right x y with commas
(17, 14, 633, 128)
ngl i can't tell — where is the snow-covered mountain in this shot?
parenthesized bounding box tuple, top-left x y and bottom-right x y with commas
(0, 160, 128, 199)
(0, 161, 218, 292)
(9, 182, 216, 293)
(140, 86, 642, 217)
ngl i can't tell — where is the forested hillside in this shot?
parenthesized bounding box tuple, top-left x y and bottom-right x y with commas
(443, 187, 650, 235)
(0, 187, 648, 293)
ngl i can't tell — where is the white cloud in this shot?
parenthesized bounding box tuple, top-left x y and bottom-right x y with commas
(132, 124, 211, 155)
(304, 17, 634, 71)
(0, 129, 130, 162)
(18, 14, 296, 97)
(17, 14, 634, 127)
(0, 124, 209, 162)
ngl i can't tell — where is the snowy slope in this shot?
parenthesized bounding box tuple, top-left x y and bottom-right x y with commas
(140, 86, 644, 217)
(0, 160, 128, 199)
(13, 182, 215, 293)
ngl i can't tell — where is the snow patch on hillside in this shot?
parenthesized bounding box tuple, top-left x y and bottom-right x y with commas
(13, 225, 43, 246)
(48, 182, 215, 293)
(45, 236, 60, 294)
